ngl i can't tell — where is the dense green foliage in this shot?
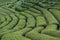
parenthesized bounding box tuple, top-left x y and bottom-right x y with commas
(0, 0, 60, 40)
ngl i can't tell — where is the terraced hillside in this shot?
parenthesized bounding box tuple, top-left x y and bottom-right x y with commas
(0, 0, 60, 40)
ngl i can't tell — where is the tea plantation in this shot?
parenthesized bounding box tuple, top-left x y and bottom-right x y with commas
(0, 0, 60, 40)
